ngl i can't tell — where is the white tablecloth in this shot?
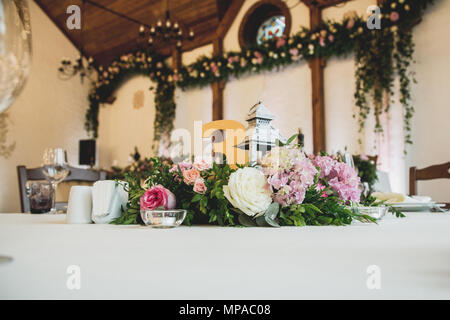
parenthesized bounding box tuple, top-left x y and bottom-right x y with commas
(0, 212, 449, 299)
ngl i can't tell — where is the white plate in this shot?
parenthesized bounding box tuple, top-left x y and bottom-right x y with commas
(390, 202, 437, 212)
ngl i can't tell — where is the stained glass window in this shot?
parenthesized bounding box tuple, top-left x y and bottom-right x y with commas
(256, 15, 286, 45)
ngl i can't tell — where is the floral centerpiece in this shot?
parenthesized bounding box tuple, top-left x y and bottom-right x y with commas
(112, 135, 403, 227)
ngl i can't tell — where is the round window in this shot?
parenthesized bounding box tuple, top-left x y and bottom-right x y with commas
(238, 0, 291, 49)
(256, 15, 286, 45)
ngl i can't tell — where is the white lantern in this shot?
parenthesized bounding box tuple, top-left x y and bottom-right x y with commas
(236, 101, 286, 164)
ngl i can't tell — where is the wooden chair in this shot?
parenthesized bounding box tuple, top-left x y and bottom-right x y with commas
(367, 155, 378, 165)
(17, 165, 107, 213)
(409, 162, 450, 209)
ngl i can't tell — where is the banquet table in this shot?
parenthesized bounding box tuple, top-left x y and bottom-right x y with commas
(0, 212, 449, 299)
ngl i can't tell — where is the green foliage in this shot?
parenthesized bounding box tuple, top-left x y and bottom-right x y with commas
(111, 158, 237, 226)
(361, 194, 405, 218)
(110, 173, 145, 225)
(111, 155, 388, 227)
(352, 155, 378, 190)
(279, 187, 375, 227)
(85, 51, 176, 150)
(353, 0, 435, 149)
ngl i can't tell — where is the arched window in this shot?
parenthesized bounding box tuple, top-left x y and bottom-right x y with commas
(239, 0, 291, 49)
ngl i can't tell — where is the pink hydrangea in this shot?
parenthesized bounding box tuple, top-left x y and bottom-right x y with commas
(312, 156, 336, 178)
(261, 146, 318, 206)
(312, 156, 361, 202)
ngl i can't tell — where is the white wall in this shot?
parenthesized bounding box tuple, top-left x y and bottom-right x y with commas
(322, 0, 407, 194)
(173, 45, 213, 157)
(223, 0, 313, 153)
(323, 0, 376, 156)
(0, 2, 91, 212)
(406, 0, 450, 202)
(97, 76, 156, 168)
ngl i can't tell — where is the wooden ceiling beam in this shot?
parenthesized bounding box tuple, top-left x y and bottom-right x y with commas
(34, 0, 87, 57)
(216, 0, 245, 39)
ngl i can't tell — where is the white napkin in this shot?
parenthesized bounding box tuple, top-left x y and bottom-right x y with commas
(92, 180, 128, 224)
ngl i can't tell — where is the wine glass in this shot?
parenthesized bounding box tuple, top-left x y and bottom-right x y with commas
(343, 152, 355, 170)
(42, 148, 70, 214)
(0, 0, 32, 114)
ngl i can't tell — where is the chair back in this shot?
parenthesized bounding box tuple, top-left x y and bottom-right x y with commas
(17, 165, 107, 213)
(367, 155, 378, 165)
(409, 162, 450, 195)
(409, 161, 450, 208)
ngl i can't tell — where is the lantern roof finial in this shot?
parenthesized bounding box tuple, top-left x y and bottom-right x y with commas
(246, 101, 275, 121)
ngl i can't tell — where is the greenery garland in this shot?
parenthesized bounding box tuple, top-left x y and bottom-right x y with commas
(85, 51, 175, 148)
(85, 0, 436, 149)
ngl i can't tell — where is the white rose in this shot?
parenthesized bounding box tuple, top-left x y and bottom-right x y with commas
(223, 167, 272, 217)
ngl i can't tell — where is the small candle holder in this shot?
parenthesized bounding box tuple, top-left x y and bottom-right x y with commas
(140, 209, 187, 228)
(351, 206, 388, 220)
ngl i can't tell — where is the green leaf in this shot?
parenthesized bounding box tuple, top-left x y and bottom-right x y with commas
(264, 215, 280, 228)
(255, 215, 269, 227)
(264, 202, 279, 220)
(191, 194, 202, 203)
(238, 214, 257, 227)
(285, 133, 298, 146)
(317, 216, 333, 225)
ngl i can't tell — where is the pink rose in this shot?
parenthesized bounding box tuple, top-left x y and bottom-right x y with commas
(193, 178, 207, 194)
(140, 185, 176, 210)
(328, 35, 334, 42)
(211, 62, 219, 74)
(253, 51, 263, 64)
(276, 37, 286, 48)
(170, 160, 192, 173)
(183, 168, 200, 185)
(319, 37, 325, 47)
(346, 19, 355, 29)
(193, 159, 212, 171)
(390, 11, 399, 22)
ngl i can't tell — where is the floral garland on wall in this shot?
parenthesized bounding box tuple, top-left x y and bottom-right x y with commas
(86, 0, 436, 149)
(85, 51, 175, 146)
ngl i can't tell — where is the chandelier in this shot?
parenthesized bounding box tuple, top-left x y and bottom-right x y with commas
(58, 0, 94, 82)
(58, 55, 94, 82)
(138, 0, 195, 50)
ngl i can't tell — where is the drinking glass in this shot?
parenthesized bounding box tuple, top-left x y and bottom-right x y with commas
(27, 181, 53, 213)
(0, 0, 32, 113)
(42, 148, 70, 214)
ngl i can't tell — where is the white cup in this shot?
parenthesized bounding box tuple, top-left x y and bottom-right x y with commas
(66, 186, 93, 224)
